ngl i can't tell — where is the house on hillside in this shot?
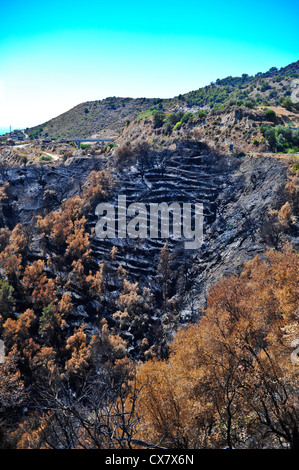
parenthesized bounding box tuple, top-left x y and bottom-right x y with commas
(10, 133, 24, 141)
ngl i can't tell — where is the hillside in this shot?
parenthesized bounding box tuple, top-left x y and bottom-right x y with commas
(26, 60, 299, 140)
(26, 96, 173, 140)
(0, 60, 298, 450)
(114, 104, 299, 156)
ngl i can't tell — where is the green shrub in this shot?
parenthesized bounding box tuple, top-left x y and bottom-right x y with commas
(260, 81, 271, 92)
(174, 121, 182, 131)
(0, 279, 15, 319)
(164, 122, 173, 134)
(261, 123, 298, 152)
(252, 138, 260, 146)
(275, 125, 292, 142)
(39, 155, 53, 162)
(39, 303, 56, 335)
(282, 97, 293, 111)
(167, 111, 184, 126)
(264, 109, 277, 122)
(103, 142, 117, 152)
(276, 134, 287, 152)
(153, 110, 166, 128)
(293, 129, 299, 146)
(181, 112, 194, 123)
(197, 110, 208, 120)
(262, 126, 277, 150)
(244, 98, 256, 109)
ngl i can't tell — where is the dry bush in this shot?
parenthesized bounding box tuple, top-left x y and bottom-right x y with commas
(115, 143, 135, 169)
(278, 201, 292, 227)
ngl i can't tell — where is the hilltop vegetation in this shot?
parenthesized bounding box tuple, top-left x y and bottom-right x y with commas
(26, 60, 299, 140)
(182, 62, 299, 109)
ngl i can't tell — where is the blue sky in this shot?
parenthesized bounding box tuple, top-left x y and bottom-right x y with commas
(0, 0, 298, 129)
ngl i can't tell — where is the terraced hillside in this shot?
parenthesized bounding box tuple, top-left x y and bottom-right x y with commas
(88, 141, 293, 318)
(89, 142, 219, 281)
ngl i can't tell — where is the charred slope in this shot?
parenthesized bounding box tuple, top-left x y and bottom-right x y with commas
(0, 142, 295, 330)
(89, 141, 292, 318)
